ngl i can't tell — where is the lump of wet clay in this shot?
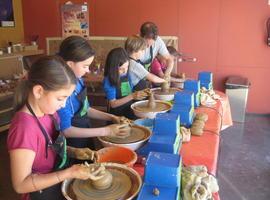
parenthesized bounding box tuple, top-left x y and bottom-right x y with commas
(152, 187, 160, 196)
(91, 170, 113, 190)
(148, 93, 156, 109)
(120, 125, 132, 138)
(191, 119, 205, 136)
(194, 113, 208, 122)
(161, 81, 170, 93)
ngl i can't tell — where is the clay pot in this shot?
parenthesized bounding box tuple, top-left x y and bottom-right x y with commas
(97, 146, 137, 167)
(161, 81, 170, 93)
(147, 93, 156, 109)
(91, 170, 113, 190)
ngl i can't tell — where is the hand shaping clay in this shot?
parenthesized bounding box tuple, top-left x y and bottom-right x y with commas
(91, 170, 113, 190)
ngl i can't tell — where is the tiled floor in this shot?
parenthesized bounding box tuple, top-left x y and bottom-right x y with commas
(0, 114, 269, 200)
(218, 114, 270, 200)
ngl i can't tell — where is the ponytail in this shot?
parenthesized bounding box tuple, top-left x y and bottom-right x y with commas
(14, 80, 31, 111)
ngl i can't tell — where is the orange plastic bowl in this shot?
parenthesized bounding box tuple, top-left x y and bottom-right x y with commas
(97, 146, 138, 167)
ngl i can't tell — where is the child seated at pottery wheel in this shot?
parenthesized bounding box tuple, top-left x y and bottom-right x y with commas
(125, 35, 167, 91)
(103, 47, 149, 119)
(150, 46, 185, 84)
(57, 36, 130, 156)
(7, 56, 107, 200)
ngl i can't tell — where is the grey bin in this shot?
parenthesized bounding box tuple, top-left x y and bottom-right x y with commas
(225, 76, 250, 123)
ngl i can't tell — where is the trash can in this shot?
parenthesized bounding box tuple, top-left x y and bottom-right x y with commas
(225, 76, 250, 123)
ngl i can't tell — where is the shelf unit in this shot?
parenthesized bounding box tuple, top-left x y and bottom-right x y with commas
(0, 50, 44, 133)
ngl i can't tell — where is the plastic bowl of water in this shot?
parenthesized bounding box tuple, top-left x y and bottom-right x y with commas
(133, 118, 154, 131)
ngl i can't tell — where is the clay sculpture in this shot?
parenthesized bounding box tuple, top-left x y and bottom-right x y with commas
(181, 165, 219, 200)
(180, 126, 191, 142)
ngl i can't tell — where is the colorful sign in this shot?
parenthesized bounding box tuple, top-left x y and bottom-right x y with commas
(61, 3, 89, 38)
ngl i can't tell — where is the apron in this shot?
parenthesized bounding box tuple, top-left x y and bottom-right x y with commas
(26, 103, 67, 200)
(109, 75, 136, 119)
(67, 80, 95, 154)
(130, 55, 152, 91)
(138, 46, 153, 72)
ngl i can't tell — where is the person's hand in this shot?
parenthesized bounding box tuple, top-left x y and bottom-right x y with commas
(71, 148, 99, 162)
(132, 90, 149, 100)
(164, 74, 171, 82)
(110, 115, 130, 124)
(119, 116, 133, 125)
(110, 115, 122, 124)
(106, 123, 130, 137)
(69, 163, 106, 181)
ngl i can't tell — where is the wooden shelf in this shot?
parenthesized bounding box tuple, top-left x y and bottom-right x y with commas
(0, 49, 44, 59)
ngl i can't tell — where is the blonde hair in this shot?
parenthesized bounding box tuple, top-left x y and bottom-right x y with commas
(125, 35, 147, 55)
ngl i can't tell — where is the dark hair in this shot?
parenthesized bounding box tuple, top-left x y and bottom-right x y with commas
(125, 35, 147, 55)
(59, 36, 95, 62)
(14, 56, 76, 111)
(104, 48, 129, 86)
(167, 46, 180, 57)
(140, 22, 159, 40)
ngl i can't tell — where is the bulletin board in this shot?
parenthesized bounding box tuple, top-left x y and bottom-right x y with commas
(61, 3, 89, 38)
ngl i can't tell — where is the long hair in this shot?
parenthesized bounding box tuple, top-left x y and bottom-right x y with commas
(104, 48, 129, 87)
(58, 36, 95, 62)
(14, 56, 76, 111)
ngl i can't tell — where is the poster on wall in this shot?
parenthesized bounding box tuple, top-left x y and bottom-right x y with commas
(61, 3, 89, 38)
(0, 0, 15, 27)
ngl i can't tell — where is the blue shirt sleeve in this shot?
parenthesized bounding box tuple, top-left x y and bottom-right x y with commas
(57, 78, 86, 131)
(103, 77, 117, 100)
(57, 97, 74, 131)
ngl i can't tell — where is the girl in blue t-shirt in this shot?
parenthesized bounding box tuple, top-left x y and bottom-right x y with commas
(103, 48, 148, 119)
(57, 36, 129, 152)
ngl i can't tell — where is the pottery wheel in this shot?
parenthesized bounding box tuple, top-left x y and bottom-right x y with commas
(72, 169, 132, 200)
(134, 101, 170, 112)
(102, 126, 147, 144)
(154, 88, 180, 95)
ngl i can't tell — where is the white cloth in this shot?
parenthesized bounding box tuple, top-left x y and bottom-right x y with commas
(128, 59, 149, 87)
(139, 36, 170, 63)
